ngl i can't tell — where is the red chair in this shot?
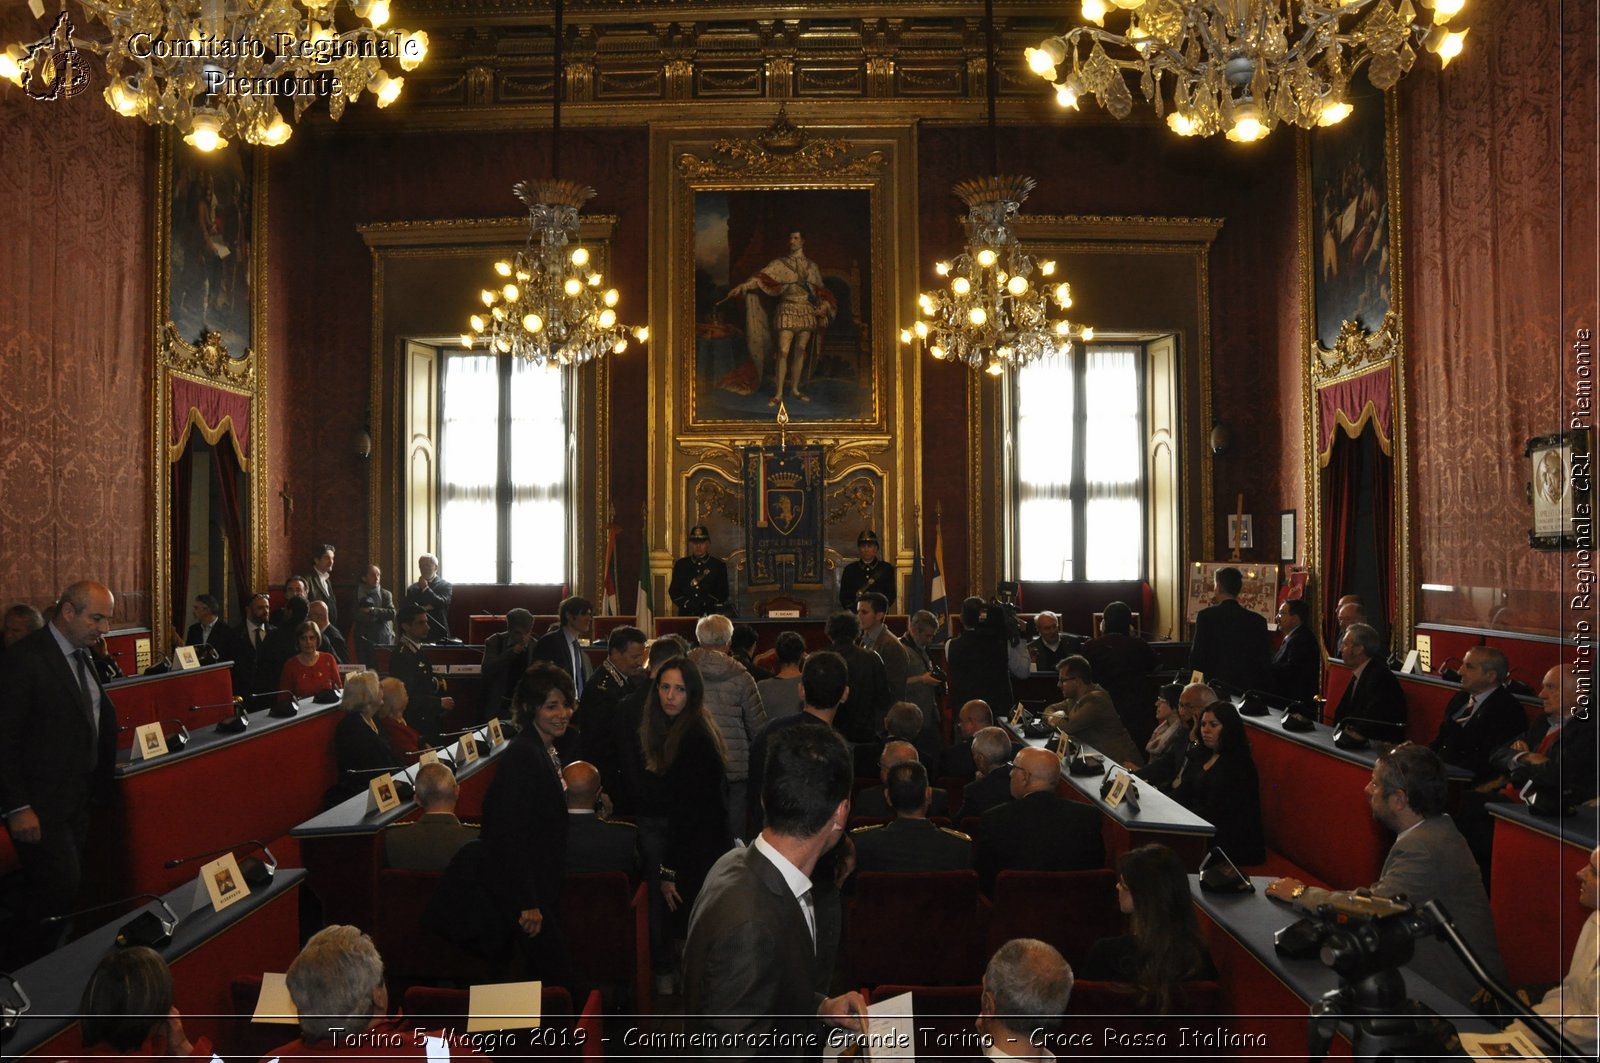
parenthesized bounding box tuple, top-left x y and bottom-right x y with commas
(373, 868, 501, 984)
(400, 985, 604, 1060)
(986, 869, 1121, 967)
(866, 984, 984, 1059)
(560, 871, 653, 1014)
(845, 871, 990, 987)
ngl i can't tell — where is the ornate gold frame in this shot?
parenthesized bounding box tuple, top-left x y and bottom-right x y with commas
(647, 118, 921, 612)
(1298, 89, 1412, 647)
(360, 218, 615, 601)
(150, 131, 269, 652)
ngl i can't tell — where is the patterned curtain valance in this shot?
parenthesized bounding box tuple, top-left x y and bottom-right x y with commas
(169, 377, 250, 468)
(1317, 365, 1393, 467)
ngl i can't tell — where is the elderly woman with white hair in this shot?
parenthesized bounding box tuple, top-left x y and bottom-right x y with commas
(689, 612, 767, 841)
(329, 671, 402, 805)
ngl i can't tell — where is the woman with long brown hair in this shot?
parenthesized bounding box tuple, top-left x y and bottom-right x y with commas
(637, 656, 731, 966)
(1082, 843, 1216, 1013)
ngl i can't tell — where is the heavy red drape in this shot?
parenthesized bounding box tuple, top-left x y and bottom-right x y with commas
(1321, 437, 1356, 649)
(211, 435, 252, 614)
(170, 447, 193, 637)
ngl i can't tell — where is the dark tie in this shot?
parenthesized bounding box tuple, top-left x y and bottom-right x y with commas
(571, 639, 584, 697)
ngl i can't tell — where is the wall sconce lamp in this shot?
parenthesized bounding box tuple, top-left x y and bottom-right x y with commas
(354, 427, 373, 460)
(1210, 419, 1232, 456)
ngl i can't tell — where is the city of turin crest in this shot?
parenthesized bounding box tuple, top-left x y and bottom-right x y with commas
(765, 475, 804, 536)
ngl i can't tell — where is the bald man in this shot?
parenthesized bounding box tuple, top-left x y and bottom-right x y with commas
(1489, 664, 1597, 809)
(562, 760, 639, 876)
(0, 580, 120, 961)
(938, 699, 997, 780)
(975, 747, 1103, 891)
(852, 740, 950, 818)
(1502, 846, 1599, 1055)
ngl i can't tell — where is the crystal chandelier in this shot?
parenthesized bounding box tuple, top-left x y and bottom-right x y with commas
(902, 175, 1093, 376)
(1, 0, 427, 150)
(1025, 0, 1469, 142)
(463, 179, 647, 368)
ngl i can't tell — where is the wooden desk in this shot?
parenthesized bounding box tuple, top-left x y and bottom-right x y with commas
(1192, 874, 1494, 1058)
(92, 698, 341, 899)
(106, 662, 238, 737)
(291, 724, 510, 929)
(9, 869, 306, 1058)
(1488, 802, 1598, 986)
(1037, 737, 1216, 869)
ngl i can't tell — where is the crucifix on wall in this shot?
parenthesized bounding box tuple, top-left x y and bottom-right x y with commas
(278, 480, 294, 533)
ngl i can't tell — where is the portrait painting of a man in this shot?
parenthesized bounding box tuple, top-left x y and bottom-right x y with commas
(692, 189, 874, 423)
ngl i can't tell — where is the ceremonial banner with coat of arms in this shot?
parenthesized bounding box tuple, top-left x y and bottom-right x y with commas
(743, 445, 825, 587)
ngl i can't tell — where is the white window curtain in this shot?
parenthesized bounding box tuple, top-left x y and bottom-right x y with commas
(508, 360, 569, 584)
(1016, 348, 1075, 581)
(439, 355, 500, 584)
(1083, 346, 1142, 579)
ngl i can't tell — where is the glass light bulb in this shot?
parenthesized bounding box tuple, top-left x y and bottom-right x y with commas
(598, 308, 617, 328)
(930, 346, 947, 360)
(460, 334, 473, 348)
(491, 306, 506, 321)
(604, 289, 619, 307)
(260, 116, 292, 145)
(612, 339, 628, 353)
(1316, 101, 1353, 127)
(1055, 320, 1072, 336)
(1167, 111, 1201, 136)
(1040, 261, 1057, 276)
(935, 262, 951, 276)
(976, 249, 997, 268)
(470, 315, 485, 332)
(1054, 283, 1072, 306)
(495, 261, 513, 276)
(373, 72, 404, 108)
(952, 276, 972, 296)
(564, 278, 583, 296)
(495, 337, 510, 353)
(183, 114, 226, 152)
(571, 247, 590, 266)
(481, 289, 496, 306)
(588, 273, 603, 286)
(1081, 326, 1095, 341)
(1055, 81, 1081, 110)
(634, 326, 650, 343)
(968, 307, 988, 326)
(1025, 49, 1057, 81)
(1433, 0, 1465, 22)
(1007, 275, 1028, 296)
(986, 361, 1005, 376)
(900, 329, 913, 344)
(1081, 0, 1109, 26)
(399, 31, 429, 71)
(502, 284, 519, 301)
(913, 321, 930, 339)
(523, 313, 544, 333)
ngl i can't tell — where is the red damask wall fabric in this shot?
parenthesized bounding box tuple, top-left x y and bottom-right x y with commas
(0, 6, 154, 623)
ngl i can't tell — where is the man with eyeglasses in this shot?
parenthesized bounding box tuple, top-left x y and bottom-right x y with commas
(0, 580, 120, 963)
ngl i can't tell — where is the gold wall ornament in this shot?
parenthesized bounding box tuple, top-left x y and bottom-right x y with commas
(161, 325, 257, 389)
(675, 109, 889, 180)
(1310, 311, 1402, 383)
(826, 475, 879, 526)
(694, 477, 744, 527)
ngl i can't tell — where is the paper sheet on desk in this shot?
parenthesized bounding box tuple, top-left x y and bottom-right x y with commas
(823, 990, 914, 1061)
(251, 972, 299, 1024)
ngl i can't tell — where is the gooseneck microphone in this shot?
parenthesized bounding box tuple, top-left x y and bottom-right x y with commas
(163, 838, 277, 888)
(42, 893, 179, 948)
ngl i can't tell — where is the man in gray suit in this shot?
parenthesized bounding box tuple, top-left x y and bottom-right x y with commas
(682, 725, 865, 1054)
(1267, 744, 1505, 1005)
(383, 763, 477, 872)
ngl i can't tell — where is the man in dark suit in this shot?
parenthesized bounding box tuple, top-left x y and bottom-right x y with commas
(0, 580, 119, 963)
(938, 699, 998, 781)
(573, 625, 646, 795)
(946, 598, 1026, 723)
(306, 600, 348, 664)
(746, 651, 848, 835)
(682, 724, 866, 1047)
(561, 761, 639, 877)
(390, 606, 454, 744)
(184, 593, 236, 664)
(1187, 567, 1270, 692)
(1331, 622, 1407, 736)
(1267, 744, 1504, 1005)
(958, 726, 1016, 817)
(851, 761, 972, 873)
(975, 747, 1104, 892)
(838, 528, 895, 610)
(668, 524, 731, 617)
(1429, 646, 1529, 783)
(852, 740, 951, 818)
(306, 543, 338, 628)
(383, 763, 478, 871)
(1028, 611, 1082, 674)
(529, 596, 595, 700)
(1488, 663, 1597, 807)
(825, 610, 889, 745)
(1269, 598, 1322, 704)
(232, 592, 272, 697)
(402, 553, 453, 640)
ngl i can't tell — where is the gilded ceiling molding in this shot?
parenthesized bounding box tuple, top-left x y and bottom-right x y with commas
(1310, 310, 1402, 385)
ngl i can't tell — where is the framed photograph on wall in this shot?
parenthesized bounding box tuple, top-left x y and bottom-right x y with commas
(1279, 510, 1297, 563)
(1527, 428, 1592, 549)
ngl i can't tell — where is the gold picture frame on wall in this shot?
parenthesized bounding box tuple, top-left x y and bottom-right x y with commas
(672, 115, 894, 434)
(1298, 81, 1412, 648)
(150, 130, 269, 652)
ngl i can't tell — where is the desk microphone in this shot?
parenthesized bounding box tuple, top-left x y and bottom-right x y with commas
(1436, 656, 1463, 683)
(342, 766, 415, 801)
(42, 893, 179, 948)
(163, 839, 277, 888)
(189, 697, 245, 714)
(398, 746, 455, 767)
(438, 723, 487, 740)
(0, 972, 30, 1037)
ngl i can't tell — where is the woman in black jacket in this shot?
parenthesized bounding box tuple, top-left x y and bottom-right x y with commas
(1082, 844, 1216, 1013)
(328, 671, 401, 805)
(480, 662, 574, 984)
(1172, 700, 1266, 866)
(638, 656, 731, 947)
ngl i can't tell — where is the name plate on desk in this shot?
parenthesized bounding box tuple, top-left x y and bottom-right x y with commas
(368, 773, 402, 814)
(447, 663, 483, 676)
(458, 734, 481, 765)
(768, 609, 802, 619)
(1103, 770, 1132, 809)
(196, 852, 250, 913)
(418, 749, 441, 767)
(133, 722, 169, 760)
(487, 718, 505, 746)
(173, 645, 201, 671)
